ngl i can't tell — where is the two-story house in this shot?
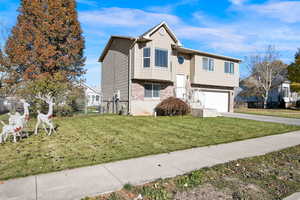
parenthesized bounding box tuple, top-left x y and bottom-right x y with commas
(99, 22, 241, 115)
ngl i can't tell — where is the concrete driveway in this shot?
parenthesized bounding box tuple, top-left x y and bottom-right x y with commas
(222, 112, 300, 126)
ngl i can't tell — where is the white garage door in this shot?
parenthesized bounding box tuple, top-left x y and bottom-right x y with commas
(196, 91, 229, 112)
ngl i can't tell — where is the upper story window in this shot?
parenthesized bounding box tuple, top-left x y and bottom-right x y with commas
(144, 83, 160, 98)
(143, 47, 151, 68)
(224, 62, 234, 74)
(155, 49, 168, 68)
(202, 57, 214, 71)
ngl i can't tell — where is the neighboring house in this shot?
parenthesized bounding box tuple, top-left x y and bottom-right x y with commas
(235, 86, 264, 108)
(237, 75, 299, 108)
(99, 22, 241, 115)
(268, 80, 299, 108)
(80, 83, 102, 107)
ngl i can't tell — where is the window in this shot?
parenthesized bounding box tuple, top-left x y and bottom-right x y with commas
(143, 48, 150, 68)
(203, 57, 214, 71)
(283, 87, 289, 98)
(155, 49, 168, 67)
(96, 95, 100, 101)
(225, 62, 234, 74)
(230, 63, 234, 73)
(203, 58, 208, 70)
(178, 56, 184, 64)
(209, 58, 214, 71)
(144, 83, 160, 98)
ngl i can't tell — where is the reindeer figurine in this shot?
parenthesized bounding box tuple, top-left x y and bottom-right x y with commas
(34, 93, 56, 136)
(8, 99, 31, 138)
(0, 118, 23, 143)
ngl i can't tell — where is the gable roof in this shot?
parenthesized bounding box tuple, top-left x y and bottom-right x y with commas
(139, 21, 182, 46)
(99, 22, 241, 63)
(79, 82, 101, 94)
(99, 35, 136, 62)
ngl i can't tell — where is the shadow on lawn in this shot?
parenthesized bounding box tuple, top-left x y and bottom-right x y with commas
(2, 125, 60, 143)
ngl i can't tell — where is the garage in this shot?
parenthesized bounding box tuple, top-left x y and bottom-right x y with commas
(194, 91, 229, 112)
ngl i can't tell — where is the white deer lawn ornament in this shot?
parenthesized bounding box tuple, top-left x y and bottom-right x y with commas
(8, 99, 31, 138)
(34, 93, 56, 136)
(0, 120, 23, 143)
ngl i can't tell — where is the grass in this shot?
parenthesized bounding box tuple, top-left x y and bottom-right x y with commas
(89, 145, 300, 200)
(0, 114, 300, 180)
(236, 108, 300, 119)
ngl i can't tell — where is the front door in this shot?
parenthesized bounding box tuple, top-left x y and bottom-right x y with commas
(176, 74, 186, 99)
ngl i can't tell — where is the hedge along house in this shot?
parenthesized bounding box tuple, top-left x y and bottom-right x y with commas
(99, 22, 241, 115)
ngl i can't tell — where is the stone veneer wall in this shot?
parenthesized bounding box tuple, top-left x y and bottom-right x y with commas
(130, 80, 175, 115)
(131, 80, 174, 101)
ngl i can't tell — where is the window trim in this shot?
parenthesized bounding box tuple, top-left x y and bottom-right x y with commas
(155, 48, 169, 68)
(209, 58, 214, 71)
(144, 83, 161, 99)
(143, 47, 151, 68)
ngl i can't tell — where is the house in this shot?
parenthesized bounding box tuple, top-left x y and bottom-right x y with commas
(99, 22, 241, 115)
(268, 80, 299, 108)
(80, 83, 102, 107)
(236, 75, 299, 108)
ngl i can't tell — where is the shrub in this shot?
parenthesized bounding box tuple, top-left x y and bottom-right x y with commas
(123, 183, 134, 191)
(54, 105, 73, 117)
(140, 185, 169, 200)
(176, 171, 203, 189)
(155, 97, 190, 116)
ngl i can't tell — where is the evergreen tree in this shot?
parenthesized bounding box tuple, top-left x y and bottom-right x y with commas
(288, 49, 300, 92)
(5, 0, 85, 83)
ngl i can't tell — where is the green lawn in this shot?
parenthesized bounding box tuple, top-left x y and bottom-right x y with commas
(92, 145, 300, 200)
(236, 108, 300, 119)
(0, 115, 299, 180)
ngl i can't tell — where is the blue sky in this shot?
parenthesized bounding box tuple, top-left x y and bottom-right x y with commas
(1, 0, 300, 86)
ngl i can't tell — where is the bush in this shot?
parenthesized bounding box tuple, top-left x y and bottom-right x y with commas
(155, 97, 190, 116)
(54, 105, 73, 117)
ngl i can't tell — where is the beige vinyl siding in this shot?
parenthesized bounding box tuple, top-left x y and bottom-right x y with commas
(190, 55, 239, 87)
(132, 26, 175, 82)
(101, 38, 133, 101)
(175, 53, 191, 77)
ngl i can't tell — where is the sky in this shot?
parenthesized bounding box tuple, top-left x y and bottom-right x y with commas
(0, 0, 300, 87)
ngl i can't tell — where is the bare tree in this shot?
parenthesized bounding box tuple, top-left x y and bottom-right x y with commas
(246, 45, 287, 108)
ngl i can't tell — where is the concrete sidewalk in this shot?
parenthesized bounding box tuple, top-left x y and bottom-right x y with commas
(1, 131, 300, 200)
(222, 112, 300, 126)
(284, 192, 300, 200)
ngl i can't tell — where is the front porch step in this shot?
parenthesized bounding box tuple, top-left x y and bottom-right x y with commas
(191, 108, 221, 118)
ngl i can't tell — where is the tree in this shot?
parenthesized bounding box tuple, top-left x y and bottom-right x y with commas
(288, 49, 300, 92)
(5, 0, 86, 85)
(246, 45, 287, 108)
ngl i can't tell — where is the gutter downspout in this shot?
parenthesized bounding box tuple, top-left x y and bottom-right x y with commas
(128, 39, 138, 115)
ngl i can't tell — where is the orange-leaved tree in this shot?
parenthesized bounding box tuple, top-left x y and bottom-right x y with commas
(5, 0, 86, 86)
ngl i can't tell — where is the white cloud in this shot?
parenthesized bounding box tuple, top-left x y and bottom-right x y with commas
(79, 7, 180, 28)
(229, 0, 247, 5)
(147, 0, 198, 13)
(79, 5, 300, 58)
(240, 1, 300, 23)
